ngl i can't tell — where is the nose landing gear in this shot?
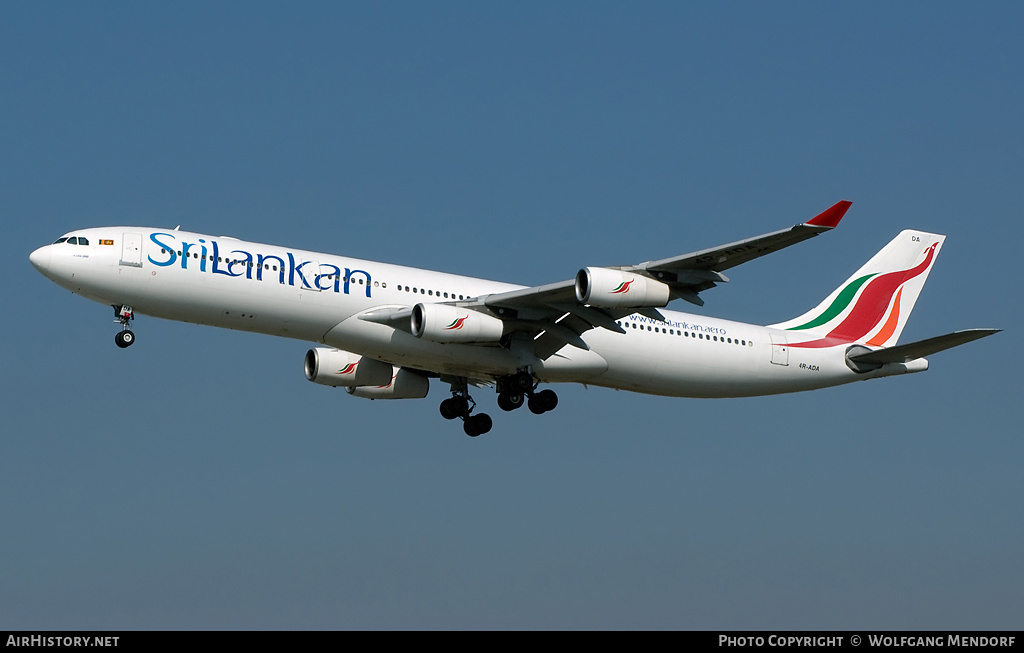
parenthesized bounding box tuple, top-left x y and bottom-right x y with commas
(113, 305, 135, 348)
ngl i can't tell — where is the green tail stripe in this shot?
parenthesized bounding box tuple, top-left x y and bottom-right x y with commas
(787, 273, 876, 331)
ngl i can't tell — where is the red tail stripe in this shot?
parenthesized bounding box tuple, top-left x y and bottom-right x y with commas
(825, 243, 936, 342)
(866, 287, 904, 346)
(790, 243, 937, 349)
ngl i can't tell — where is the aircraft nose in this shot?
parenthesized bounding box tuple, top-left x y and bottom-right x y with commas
(29, 245, 52, 272)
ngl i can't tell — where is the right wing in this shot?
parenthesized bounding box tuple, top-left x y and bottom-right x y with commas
(475, 201, 853, 357)
(625, 200, 852, 304)
(358, 202, 853, 360)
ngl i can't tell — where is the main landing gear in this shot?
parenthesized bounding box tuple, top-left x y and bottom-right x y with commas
(497, 370, 558, 415)
(439, 371, 560, 437)
(113, 305, 136, 348)
(439, 379, 493, 437)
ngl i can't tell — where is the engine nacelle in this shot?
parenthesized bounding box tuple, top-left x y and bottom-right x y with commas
(575, 267, 671, 308)
(304, 348, 394, 387)
(410, 303, 505, 344)
(346, 368, 430, 400)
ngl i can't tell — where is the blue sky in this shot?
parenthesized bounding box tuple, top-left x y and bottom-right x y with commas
(2, 2, 1021, 629)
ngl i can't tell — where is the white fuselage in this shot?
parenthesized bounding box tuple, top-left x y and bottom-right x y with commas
(30, 227, 924, 399)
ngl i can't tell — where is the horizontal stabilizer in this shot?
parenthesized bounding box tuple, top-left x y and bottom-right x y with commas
(847, 328, 1000, 365)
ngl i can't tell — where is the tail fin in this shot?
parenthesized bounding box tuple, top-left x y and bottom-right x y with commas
(769, 230, 945, 347)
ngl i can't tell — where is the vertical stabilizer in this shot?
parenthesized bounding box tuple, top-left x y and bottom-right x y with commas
(769, 230, 945, 347)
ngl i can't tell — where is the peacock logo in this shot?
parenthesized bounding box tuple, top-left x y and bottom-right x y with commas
(445, 316, 469, 330)
(336, 363, 357, 375)
(789, 242, 938, 348)
(611, 279, 634, 294)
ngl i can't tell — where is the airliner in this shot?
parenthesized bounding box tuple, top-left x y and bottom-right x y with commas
(29, 201, 997, 436)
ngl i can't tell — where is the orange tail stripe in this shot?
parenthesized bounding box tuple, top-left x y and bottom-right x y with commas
(866, 287, 903, 346)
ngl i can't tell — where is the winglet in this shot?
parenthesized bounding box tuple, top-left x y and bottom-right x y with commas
(805, 200, 852, 228)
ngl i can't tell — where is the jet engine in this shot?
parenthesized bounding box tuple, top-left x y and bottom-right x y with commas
(575, 267, 671, 308)
(410, 303, 505, 344)
(304, 348, 394, 387)
(346, 367, 430, 399)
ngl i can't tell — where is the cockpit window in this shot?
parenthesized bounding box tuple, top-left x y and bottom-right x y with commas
(56, 236, 89, 245)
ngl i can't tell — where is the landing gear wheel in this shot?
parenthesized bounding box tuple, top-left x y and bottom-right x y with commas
(463, 413, 492, 437)
(440, 398, 458, 420)
(113, 305, 136, 349)
(512, 371, 534, 392)
(497, 391, 524, 412)
(528, 389, 558, 414)
(536, 389, 558, 412)
(440, 395, 471, 420)
(115, 330, 135, 348)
